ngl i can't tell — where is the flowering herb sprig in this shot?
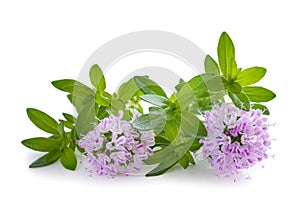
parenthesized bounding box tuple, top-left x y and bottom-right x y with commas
(21, 32, 276, 178)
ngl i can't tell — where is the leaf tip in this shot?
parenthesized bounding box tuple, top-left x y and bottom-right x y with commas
(28, 164, 35, 168)
(221, 31, 229, 37)
(91, 64, 100, 69)
(26, 108, 35, 117)
(29, 162, 40, 168)
(26, 107, 33, 112)
(21, 140, 26, 147)
(50, 80, 58, 87)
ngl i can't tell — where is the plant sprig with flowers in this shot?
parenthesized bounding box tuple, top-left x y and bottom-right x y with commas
(21, 32, 276, 178)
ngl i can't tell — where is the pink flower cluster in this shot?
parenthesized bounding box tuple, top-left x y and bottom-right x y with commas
(200, 103, 271, 177)
(78, 111, 155, 177)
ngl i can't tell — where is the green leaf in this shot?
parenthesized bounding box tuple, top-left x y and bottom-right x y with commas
(133, 108, 167, 131)
(21, 137, 61, 152)
(67, 94, 84, 113)
(181, 111, 200, 138)
(187, 151, 195, 165)
(75, 96, 96, 136)
(51, 79, 94, 98)
(70, 127, 77, 140)
(179, 153, 189, 169)
(242, 86, 276, 102)
(205, 55, 220, 75)
(69, 140, 76, 151)
(62, 113, 76, 124)
(139, 94, 170, 107)
(89, 64, 106, 92)
(217, 32, 235, 77)
(180, 122, 204, 152)
(228, 92, 250, 111)
(97, 106, 109, 120)
(184, 116, 206, 152)
(169, 93, 177, 103)
(27, 108, 59, 134)
(63, 121, 74, 129)
(29, 150, 61, 168)
(52, 79, 84, 92)
(252, 103, 270, 115)
(145, 139, 194, 176)
(164, 106, 176, 120)
(178, 78, 185, 84)
(70, 128, 85, 153)
(187, 74, 211, 99)
(117, 78, 143, 101)
(175, 82, 185, 92)
(198, 120, 207, 136)
(144, 147, 176, 165)
(132, 114, 154, 131)
(57, 120, 65, 138)
(149, 107, 168, 128)
(95, 92, 110, 106)
(189, 138, 202, 152)
(155, 135, 170, 146)
(236, 67, 267, 86)
(145, 161, 177, 177)
(177, 75, 211, 109)
(187, 116, 206, 153)
(206, 76, 228, 92)
(144, 145, 179, 176)
(228, 58, 239, 81)
(164, 119, 179, 142)
(228, 81, 242, 94)
(60, 147, 77, 171)
(111, 98, 130, 120)
(134, 76, 167, 97)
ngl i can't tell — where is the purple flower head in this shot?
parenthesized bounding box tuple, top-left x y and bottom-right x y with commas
(200, 103, 271, 177)
(78, 111, 155, 177)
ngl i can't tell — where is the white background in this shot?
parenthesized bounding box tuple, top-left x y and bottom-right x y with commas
(0, 0, 298, 203)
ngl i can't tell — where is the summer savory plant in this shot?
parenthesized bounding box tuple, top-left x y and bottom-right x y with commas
(21, 32, 276, 178)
